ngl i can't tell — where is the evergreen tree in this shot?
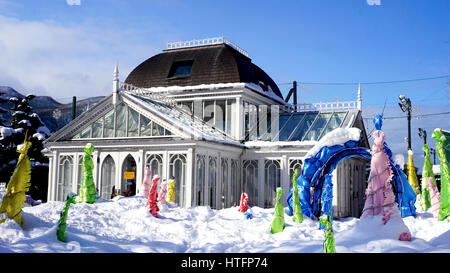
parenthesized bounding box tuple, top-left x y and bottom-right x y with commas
(0, 94, 50, 202)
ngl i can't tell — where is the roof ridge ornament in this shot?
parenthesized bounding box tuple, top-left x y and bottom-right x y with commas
(113, 62, 119, 105)
(166, 36, 249, 57)
(120, 81, 176, 106)
(357, 83, 362, 110)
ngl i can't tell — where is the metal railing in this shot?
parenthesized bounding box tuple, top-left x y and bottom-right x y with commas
(280, 101, 358, 113)
(166, 36, 249, 57)
(120, 82, 176, 106)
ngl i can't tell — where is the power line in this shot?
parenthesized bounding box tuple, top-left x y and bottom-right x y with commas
(362, 111, 450, 120)
(276, 74, 450, 86)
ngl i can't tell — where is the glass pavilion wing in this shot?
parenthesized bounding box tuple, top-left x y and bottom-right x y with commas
(287, 112, 318, 141)
(71, 102, 174, 139)
(278, 113, 306, 141)
(278, 111, 348, 141)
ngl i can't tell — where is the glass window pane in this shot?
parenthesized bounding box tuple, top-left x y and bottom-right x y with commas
(289, 159, 302, 188)
(179, 101, 193, 116)
(58, 156, 73, 201)
(248, 104, 258, 141)
(209, 157, 217, 209)
(193, 100, 203, 120)
(152, 122, 164, 136)
(101, 156, 115, 200)
(104, 109, 114, 138)
(77, 155, 83, 192)
(230, 160, 238, 206)
(196, 155, 205, 206)
(278, 113, 306, 141)
(168, 60, 193, 78)
(80, 126, 91, 138)
(226, 100, 232, 135)
(92, 119, 103, 138)
(303, 113, 333, 141)
(115, 104, 126, 137)
(140, 115, 151, 136)
(203, 101, 215, 126)
(243, 160, 258, 206)
(286, 113, 317, 141)
(221, 159, 228, 208)
(127, 107, 139, 137)
(215, 100, 226, 131)
(319, 112, 347, 138)
(264, 160, 280, 208)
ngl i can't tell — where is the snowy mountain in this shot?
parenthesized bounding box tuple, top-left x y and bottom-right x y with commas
(0, 86, 104, 132)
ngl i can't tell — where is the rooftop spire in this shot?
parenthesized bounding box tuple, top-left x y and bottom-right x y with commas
(113, 62, 119, 105)
(357, 83, 362, 110)
(113, 62, 119, 82)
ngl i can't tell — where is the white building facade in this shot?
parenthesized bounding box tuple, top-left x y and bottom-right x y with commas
(44, 38, 369, 218)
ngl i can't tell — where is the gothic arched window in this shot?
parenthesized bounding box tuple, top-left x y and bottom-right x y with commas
(58, 155, 73, 201)
(264, 159, 281, 208)
(101, 155, 116, 199)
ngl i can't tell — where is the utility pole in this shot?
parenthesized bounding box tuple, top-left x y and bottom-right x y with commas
(72, 96, 77, 120)
(430, 148, 436, 165)
(284, 81, 298, 110)
(398, 95, 412, 150)
(418, 128, 427, 156)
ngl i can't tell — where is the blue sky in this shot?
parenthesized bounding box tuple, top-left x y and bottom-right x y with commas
(0, 0, 448, 167)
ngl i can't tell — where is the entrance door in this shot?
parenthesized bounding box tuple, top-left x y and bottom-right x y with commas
(121, 154, 137, 196)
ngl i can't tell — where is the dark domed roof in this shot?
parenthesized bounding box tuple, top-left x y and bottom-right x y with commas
(124, 44, 283, 99)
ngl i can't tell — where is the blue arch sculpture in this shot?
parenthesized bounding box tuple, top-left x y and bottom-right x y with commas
(286, 136, 417, 221)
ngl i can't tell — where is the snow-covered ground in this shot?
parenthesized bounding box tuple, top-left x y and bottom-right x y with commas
(0, 196, 449, 253)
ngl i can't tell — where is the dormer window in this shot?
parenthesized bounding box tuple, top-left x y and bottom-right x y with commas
(168, 60, 194, 78)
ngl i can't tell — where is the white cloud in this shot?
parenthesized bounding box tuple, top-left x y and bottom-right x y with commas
(0, 15, 159, 100)
(66, 0, 81, 6)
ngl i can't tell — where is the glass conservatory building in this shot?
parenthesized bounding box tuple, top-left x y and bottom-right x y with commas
(44, 37, 369, 218)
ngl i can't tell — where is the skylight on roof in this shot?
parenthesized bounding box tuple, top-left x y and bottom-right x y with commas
(168, 60, 193, 78)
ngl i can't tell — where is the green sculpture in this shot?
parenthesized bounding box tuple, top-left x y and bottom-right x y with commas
(319, 214, 336, 253)
(270, 187, 285, 234)
(75, 143, 98, 204)
(420, 144, 435, 211)
(291, 169, 303, 223)
(432, 129, 449, 222)
(56, 193, 77, 242)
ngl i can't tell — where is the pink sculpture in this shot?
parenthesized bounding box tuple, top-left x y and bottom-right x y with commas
(427, 178, 441, 219)
(140, 167, 151, 197)
(157, 179, 168, 205)
(361, 130, 411, 241)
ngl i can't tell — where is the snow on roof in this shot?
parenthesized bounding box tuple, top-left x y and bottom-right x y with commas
(305, 127, 361, 159)
(244, 140, 317, 148)
(122, 82, 287, 105)
(121, 91, 241, 146)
